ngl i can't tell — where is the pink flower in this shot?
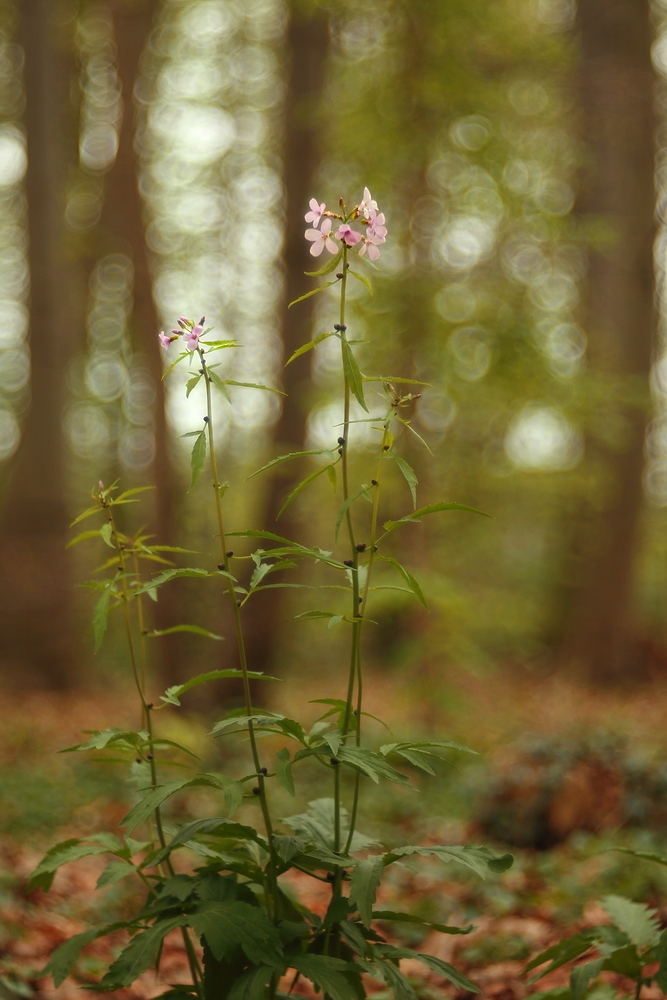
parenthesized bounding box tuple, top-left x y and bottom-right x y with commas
(359, 238, 382, 261)
(335, 224, 362, 247)
(305, 217, 338, 256)
(305, 198, 326, 228)
(183, 323, 204, 351)
(367, 211, 387, 241)
(159, 331, 179, 349)
(358, 187, 379, 220)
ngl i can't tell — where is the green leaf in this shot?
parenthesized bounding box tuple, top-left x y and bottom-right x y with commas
(160, 670, 278, 707)
(207, 368, 232, 402)
(227, 966, 275, 1000)
(570, 958, 603, 1000)
(28, 836, 122, 893)
(381, 556, 427, 609)
(147, 625, 223, 641)
(275, 748, 295, 796)
(526, 931, 597, 982)
(410, 952, 480, 993)
(286, 332, 335, 366)
(394, 457, 418, 508)
(189, 430, 207, 491)
(304, 246, 344, 276)
(189, 900, 283, 968)
(282, 798, 380, 853)
(41, 924, 123, 987)
(96, 859, 137, 889)
(296, 610, 350, 624)
(113, 486, 155, 503)
(383, 844, 513, 879)
(185, 374, 202, 398)
(92, 583, 113, 653)
(101, 917, 186, 988)
(162, 350, 190, 379)
(601, 943, 642, 980)
(600, 895, 660, 947)
(349, 269, 373, 296)
(291, 955, 359, 1000)
(373, 910, 473, 935)
(369, 958, 417, 1000)
(613, 847, 667, 868)
(655, 928, 667, 992)
(133, 567, 210, 596)
(277, 463, 332, 519)
(382, 501, 493, 537)
(248, 448, 336, 481)
(349, 855, 384, 927)
(335, 484, 373, 542)
(341, 340, 368, 412)
(67, 529, 101, 548)
(70, 503, 101, 527)
(99, 522, 114, 548)
(152, 818, 265, 867)
(223, 379, 285, 395)
(337, 746, 411, 785)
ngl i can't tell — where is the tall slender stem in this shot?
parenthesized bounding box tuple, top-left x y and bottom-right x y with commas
(198, 349, 280, 917)
(103, 501, 203, 996)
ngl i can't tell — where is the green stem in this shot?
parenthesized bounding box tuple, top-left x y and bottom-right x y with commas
(198, 348, 280, 919)
(104, 503, 202, 996)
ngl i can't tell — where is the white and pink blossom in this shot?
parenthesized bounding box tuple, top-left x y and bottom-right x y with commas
(359, 238, 382, 261)
(335, 224, 362, 248)
(305, 218, 338, 256)
(367, 211, 387, 241)
(358, 187, 379, 219)
(305, 198, 326, 228)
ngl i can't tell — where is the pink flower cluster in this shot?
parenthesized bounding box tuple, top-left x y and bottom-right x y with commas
(159, 316, 206, 351)
(304, 187, 387, 261)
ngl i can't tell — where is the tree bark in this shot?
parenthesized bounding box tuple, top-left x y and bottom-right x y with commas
(0, 1, 82, 688)
(561, 0, 656, 682)
(241, 2, 330, 680)
(100, 0, 182, 683)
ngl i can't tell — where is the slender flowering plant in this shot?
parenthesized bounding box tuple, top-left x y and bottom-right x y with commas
(31, 187, 512, 1000)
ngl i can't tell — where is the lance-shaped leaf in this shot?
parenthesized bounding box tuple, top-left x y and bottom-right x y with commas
(383, 844, 513, 879)
(336, 746, 411, 785)
(380, 947, 480, 994)
(189, 900, 284, 968)
(275, 748, 295, 796)
(526, 931, 598, 982)
(147, 625, 223, 641)
(133, 567, 211, 597)
(655, 928, 667, 992)
(162, 350, 190, 379)
(394, 456, 418, 508)
(28, 834, 125, 892)
(227, 965, 276, 1000)
(121, 775, 232, 834)
(223, 379, 285, 395)
(185, 374, 202, 398)
(335, 483, 373, 541)
(41, 922, 126, 987)
(152, 818, 266, 867)
(160, 669, 279, 707)
(92, 581, 115, 652)
(600, 895, 660, 948)
(248, 447, 336, 480)
(349, 855, 385, 927)
(96, 859, 138, 889)
(373, 910, 474, 935)
(341, 340, 368, 412)
(291, 955, 360, 1000)
(277, 463, 334, 519)
(382, 501, 492, 537)
(288, 279, 340, 308)
(100, 916, 188, 988)
(285, 332, 335, 366)
(381, 556, 426, 609)
(189, 429, 207, 491)
(349, 268, 372, 296)
(570, 958, 603, 1000)
(368, 958, 417, 1000)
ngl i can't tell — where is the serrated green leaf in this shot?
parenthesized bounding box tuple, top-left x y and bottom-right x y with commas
(394, 456, 418, 508)
(133, 567, 210, 596)
(28, 836, 124, 893)
(227, 965, 275, 1000)
(337, 746, 411, 785)
(66, 529, 101, 549)
(92, 583, 114, 653)
(334, 483, 373, 542)
(96, 859, 137, 889)
(349, 269, 373, 295)
(207, 368, 232, 402)
(185, 374, 202, 398)
(224, 380, 285, 395)
(342, 340, 368, 412)
(369, 958, 417, 1000)
(275, 748, 295, 796)
(189, 900, 283, 968)
(147, 625, 223, 641)
(382, 501, 492, 537)
(41, 924, 123, 987)
(70, 503, 101, 527)
(349, 856, 384, 927)
(570, 958, 603, 1000)
(99, 522, 114, 548)
(100, 917, 186, 988)
(600, 895, 660, 948)
(286, 332, 335, 366)
(526, 931, 597, 982)
(162, 351, 189, 379)
(381, 555, 426, 609)
(248, 448, 336, 481)
(383, 844, 513, 879)
(291, 955, 359, 1000)
(277, 463, 332, 519)
(160, 669, 277, 706)
(189, 430, 207, 491)
(655, 928, 667, 992)
(304, 246, 344, 277)
(373, 910, 473, 935)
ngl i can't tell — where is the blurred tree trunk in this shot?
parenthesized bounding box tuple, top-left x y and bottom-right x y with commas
(102, 0, 182, 683)
(0, 1, 82, 688)
(241, 2, 330, 681)
(561, 0, 656, 683)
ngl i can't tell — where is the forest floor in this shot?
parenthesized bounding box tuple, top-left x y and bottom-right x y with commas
(3, 667, 667, 999)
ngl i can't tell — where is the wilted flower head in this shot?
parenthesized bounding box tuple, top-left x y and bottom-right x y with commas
(305, 198, 326, 228)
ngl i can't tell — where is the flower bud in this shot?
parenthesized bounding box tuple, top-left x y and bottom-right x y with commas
(252, 786, 261, 795)
(330, 758, 340, 766)
(226, 550, 234, 557)
(343, 559, 353, 567)
(356, 543, 366, 552)
(217, 563, 224, 570)
(260, 767, 268, 775)
(337, 437, 345, 445)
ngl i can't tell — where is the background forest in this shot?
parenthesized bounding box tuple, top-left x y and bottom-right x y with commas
(5, 0, 667, 997)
